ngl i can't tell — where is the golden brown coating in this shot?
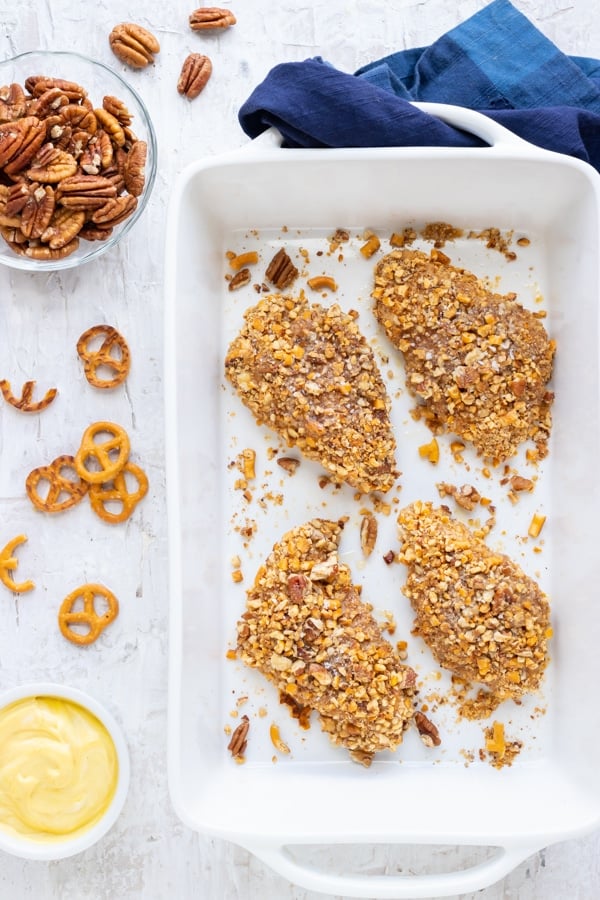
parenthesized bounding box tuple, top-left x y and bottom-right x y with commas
(237, 518, 416, 765)
(398, 502, 551, 702)
(225, 292, 398, 493)
(372, 248, 555, 462)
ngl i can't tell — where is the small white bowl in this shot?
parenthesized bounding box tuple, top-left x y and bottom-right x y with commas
(0, 682, 130, 860)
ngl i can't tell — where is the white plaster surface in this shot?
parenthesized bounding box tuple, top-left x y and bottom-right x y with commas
(0, 0, 599, 897)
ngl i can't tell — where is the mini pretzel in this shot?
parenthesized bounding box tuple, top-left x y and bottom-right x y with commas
(26, 455, 89, 512)
(0, 534, 35, 594)
(58, 583, 119, 645)
(0, 379, 57, 412)
(74, 421, 130, 484)
(89, 461, 149, 524)
(76, 325, 131, 389)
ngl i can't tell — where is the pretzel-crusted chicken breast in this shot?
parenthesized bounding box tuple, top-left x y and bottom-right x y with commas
(225, 293, 398, 493)
(372, 248, 555, 462)
(236, 518, 416, 765)
(398, 501, 551, 703)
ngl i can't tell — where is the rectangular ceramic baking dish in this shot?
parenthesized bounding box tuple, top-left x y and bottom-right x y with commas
(164, 103, 600, 898)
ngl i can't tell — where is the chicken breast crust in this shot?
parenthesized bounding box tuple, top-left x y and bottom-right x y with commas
(225, 292, 398, 493)
(398, 501, 551, 703)
(237, 518, 416, 765)
(372, 248, 555, 462)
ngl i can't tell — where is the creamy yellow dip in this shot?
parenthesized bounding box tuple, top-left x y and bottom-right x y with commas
(0, 696, 119, 842)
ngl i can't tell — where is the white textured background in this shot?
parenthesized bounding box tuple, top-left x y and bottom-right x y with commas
(0, 0, 599, 897)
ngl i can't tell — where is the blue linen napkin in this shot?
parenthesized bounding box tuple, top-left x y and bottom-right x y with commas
(238, 0, 600, 173)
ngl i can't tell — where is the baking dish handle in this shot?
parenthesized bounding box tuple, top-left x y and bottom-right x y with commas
(412, 101, 536, 151)
(241, 103, 536, 153)
(245, 841, 542, 898)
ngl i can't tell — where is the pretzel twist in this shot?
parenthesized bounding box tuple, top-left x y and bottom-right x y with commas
(76, 325, 130, 389)
(74, 421, 130, 484)
(26, 455, 89, 512)
(89, 461, 149, 523)
(58, 583, 119, 645)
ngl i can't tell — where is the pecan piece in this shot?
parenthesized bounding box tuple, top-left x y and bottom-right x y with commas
(109, 23, 160, 68)
(189, 7, 237, 30)
(56, 174, 116, 210)
(21, 184, 56, 240)
(360, 512, 378, 557)
(265, 247, 298, 289)
(91, 194, 137, 226)
(28, 87, 69, 120)
(0, 83, 27, 122)
(123, 140, 146, 196)
(0, 116, 46, 175)
(414, 711, 442, 748)
(21, 237, 80, 260)
(228, 267, 251, 291)
(0, 183, 27, 225)
(79, 223, 114, 242)
(58, 104, 97, 135)
(26, 77, 87, 102)
(41, 207, 85, 249)
(177, 54, 212, 100)
(94, 108, 126, 148)
(102, 95, 133, 127)
(227, 714, 249, 758)
(27, 144, 78, 183)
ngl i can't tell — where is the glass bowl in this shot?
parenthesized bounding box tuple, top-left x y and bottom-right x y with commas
(0, 682, 130, 860)
(0, 50, 157, 272)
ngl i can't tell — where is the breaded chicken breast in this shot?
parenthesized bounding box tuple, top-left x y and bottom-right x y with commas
(372, 248, 555, 462)
(237, 518, 416, 765)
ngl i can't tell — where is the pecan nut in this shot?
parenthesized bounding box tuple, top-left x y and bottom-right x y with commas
(265, 247, 298, 289)
(0, 116, 46, 175)
(20, 184, 56, 240)
(123, 140, 147, 197)
(94, 108, 126, 147)
(109, 23, 160, 68)
(91, 194, 137, 227)
(26, 77, 87, 102)
(177, 54, 213, 100)
(189, 7, 237, 30)
(102, 95, 133, 127)
(0, 83, 27, 122)
(414, 711, 442, 748)
(41, 207, 86, 249)
(56, 174, 117, 210)
(227, 715, 249, 758)
(27, 144, 78, 183)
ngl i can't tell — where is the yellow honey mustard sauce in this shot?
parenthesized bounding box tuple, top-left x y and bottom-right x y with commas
(0, 695, 119, 842)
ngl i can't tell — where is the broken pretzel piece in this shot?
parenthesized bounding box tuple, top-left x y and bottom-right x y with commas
(0, 534, 35, 594)
(0, 379, 57, 412)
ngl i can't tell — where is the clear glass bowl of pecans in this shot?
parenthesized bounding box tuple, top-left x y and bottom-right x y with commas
(0, 50, 157, 271)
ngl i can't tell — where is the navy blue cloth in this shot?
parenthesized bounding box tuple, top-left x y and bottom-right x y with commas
(238, 0, 600, 173)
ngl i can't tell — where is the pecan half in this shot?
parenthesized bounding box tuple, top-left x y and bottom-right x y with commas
(102, 95, 133, 127)
(27, 144, 78, 183)
(28, 87, 69, 119)
(189, 7, 237, 30)
(26, 77, 87, 102)
(41, 207, 85, 249)
(360, 512, 378, 557)
(177, 54, 212, 100)
(56, 174, 116, 210)
(20, 237, 80, 260)
(0, 116, 46, 175)
(91, 194, 137, 226)
(414, 711, 442, 748)
(265, 247, 298, 289)
(109, 23, 160, 68)
(94, 108, 126, 147)
(20, 184, 56, 240)
(0, 83, 27, 122)
(123, 140, 146, 196)
(227, 714, 249, 758)
(228, 267, 251, 291)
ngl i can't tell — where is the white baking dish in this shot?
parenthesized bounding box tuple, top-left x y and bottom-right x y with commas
(164, 104, 600, 898)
